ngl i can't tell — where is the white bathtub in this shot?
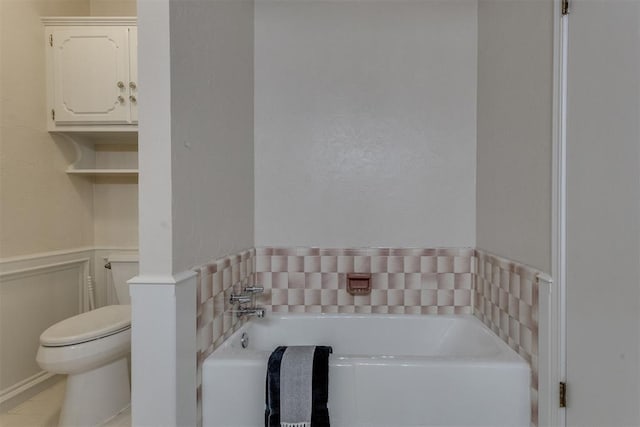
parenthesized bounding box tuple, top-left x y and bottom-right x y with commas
(202, 314, 530, 427)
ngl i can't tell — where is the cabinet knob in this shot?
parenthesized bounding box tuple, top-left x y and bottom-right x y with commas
(117, 96, 125, 103)
(129, 82, 137, 90)
(117, 81, 125, 88)
(129, 95, 137, 103)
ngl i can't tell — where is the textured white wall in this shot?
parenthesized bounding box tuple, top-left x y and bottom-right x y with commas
(170, 0, 254, 272)
(475, 0, 553, 273)
(89, 0, 139, 251)
(254, 0, 477, 248)
(90, 0, 136, 16)
(89, 0, 140, 256)
(137, 0, 173, 276)
(93, 178, 138, 248)
(566, 1, 640, 424)
(0, 0, 93, 258)
(92, 143, 138, 248)
(1, 0, 139, 259)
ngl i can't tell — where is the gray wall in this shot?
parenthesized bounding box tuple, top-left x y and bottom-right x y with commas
(170, 0, 255, 272)
(566, 0, 640, 424)
(255, 0, 477, 248)
(476, 0, 554, 273)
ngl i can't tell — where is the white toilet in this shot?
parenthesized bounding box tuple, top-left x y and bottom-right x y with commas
(36, 253, 138, 427)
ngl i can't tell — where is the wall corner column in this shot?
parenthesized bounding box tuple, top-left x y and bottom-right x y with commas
(129, 273, 197, 427)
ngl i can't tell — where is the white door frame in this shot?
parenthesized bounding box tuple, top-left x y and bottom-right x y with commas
(543, 0, 568, 425)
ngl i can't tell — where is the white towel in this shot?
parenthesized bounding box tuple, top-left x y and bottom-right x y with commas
(279, 346, 316, 427)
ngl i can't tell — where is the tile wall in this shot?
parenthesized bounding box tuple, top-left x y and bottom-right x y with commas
(473, 249, 541, 427)
(195, 248, 255, 426)
(254, 247, 475, 314)
(194, 247, 542, 426)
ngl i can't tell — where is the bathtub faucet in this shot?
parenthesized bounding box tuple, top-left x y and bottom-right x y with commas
(236, 307, 265, 319)
(229, 294, 252, 304)
(230, 285, 265, 318)
(229, 285, 264, 305)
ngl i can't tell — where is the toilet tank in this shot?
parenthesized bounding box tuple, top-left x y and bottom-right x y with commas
(107, 253, 139, 305)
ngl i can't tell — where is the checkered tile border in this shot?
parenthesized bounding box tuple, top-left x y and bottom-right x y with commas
(195, 248, 255, 426)
(255, 247, 475, 314)
(473, 249, 540, 427)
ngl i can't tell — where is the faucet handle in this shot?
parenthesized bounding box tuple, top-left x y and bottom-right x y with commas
(244, 286, 264, 294)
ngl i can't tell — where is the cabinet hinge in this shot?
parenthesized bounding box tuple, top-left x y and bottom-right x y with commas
(559, 382, 567, 408)
(51, 109, 55, 121)
(562, 0, 569, 15)
(49, 34, 53, 47)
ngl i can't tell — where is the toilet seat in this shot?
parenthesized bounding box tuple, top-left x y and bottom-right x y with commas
(40, 305, 131, 347)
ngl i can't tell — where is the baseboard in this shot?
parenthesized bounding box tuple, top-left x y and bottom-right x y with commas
(0, 372, 62, 413)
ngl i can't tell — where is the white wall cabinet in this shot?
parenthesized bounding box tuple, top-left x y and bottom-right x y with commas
(42, 18, 138, 176)
(43, 17, 137, 132)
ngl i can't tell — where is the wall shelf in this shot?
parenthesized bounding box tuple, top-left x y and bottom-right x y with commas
(55, 133, 138, 180)
(66, 169, 138, 177)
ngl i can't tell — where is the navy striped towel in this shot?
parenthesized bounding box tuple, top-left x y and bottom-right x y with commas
(265, 346, 332, 427)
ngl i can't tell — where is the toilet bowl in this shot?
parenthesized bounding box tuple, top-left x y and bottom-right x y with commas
(36, 253, 137, 427)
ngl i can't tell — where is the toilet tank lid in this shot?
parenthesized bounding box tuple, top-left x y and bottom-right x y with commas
(40, 305, 131, 347)
(107, 252, 138, 263)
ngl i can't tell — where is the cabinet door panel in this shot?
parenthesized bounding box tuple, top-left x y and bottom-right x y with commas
(128, 27, 138, 124)
(52, 27, 130, 124)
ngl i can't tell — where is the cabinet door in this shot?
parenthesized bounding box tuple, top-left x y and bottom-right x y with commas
(51, 27, 130, 124)
(128, 27, 138, 124)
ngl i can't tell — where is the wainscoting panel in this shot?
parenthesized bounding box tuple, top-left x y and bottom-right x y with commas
(0, 251, 91, 405)
(0, 247, 137, 410)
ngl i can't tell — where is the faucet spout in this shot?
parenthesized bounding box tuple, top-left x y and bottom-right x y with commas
(236, 307, 265, 319)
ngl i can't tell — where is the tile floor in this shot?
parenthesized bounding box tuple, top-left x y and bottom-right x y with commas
(103, 407, 131, 427)
(0, 380, 131, 427)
